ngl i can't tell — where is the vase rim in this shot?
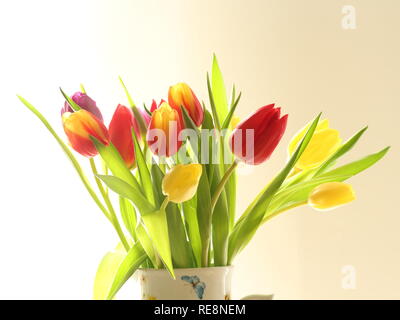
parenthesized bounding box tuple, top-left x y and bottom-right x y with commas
(138, 265, 234, 272)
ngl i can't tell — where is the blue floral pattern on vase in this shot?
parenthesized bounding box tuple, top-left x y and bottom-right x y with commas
(181, 275, 206, 299)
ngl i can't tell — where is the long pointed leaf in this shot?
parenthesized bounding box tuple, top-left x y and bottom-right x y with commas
(182, 197, 202, 267)
(222, 92, 242, 129)
(166, 203, 195, 268)
(93, 249, 126, 300)
(197, 166, 212, 267)
(211, 168, 230, 266)
(136, 223, 158, 267)
(106, 243, 147, 299)
(92, 138, 142, 192)
(228, 114, 321, 263)
(266, 146, 389, 221)
(97, 175, 155, 214)
(141, 209, 175, 278)
(119, 197, 138, 241)
(315, 126, 368, 176)
(211, 54, 229, 125)
(133, 133, 155, 206)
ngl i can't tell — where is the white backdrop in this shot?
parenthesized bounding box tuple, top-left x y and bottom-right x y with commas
(0, 0, 398, 299)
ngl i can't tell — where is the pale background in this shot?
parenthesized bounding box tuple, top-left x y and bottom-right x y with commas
(0, 0, 398, 299)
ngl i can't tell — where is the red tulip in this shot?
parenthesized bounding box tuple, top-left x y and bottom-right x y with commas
(108, 105, 137, 168)
(146, 102, 183, 157)
(62, 110, 109, 157)
(61, 92, 103, 121)
(168, 83, 203, 126)
(230, 104, 288, 165)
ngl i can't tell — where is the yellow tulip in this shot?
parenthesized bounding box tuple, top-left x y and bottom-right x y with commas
(162, 164, 203, 203)
(288, 119, 342, 170)
(308, 182, 356, 210)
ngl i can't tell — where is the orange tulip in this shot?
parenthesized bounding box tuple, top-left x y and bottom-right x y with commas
(146, 102, 183, 157)
(62, 109, 109, 157)
(168, 83, 204, 126)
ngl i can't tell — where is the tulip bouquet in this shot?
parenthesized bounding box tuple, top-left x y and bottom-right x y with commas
(18, 56, 388, 299)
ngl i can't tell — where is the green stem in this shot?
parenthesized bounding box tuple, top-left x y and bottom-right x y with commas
(160, 196, 169, 212)
(210, 160, 238, 212)
(90, 158, 130, 252)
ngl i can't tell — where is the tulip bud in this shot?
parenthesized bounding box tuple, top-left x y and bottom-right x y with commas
(109, 105, 137, 168)
(288, 119, 342, 170)
(146, 102, 183, 157)
(162, 164, 203, 203)
(230, 104, 288, 165)
(62, 109, 109, 157)
(61, 92, 103, 121)
(168, 83, 204, 126)
(308, 182, 356, 210)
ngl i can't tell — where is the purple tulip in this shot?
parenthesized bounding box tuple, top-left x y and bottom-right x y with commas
(61, 92, 103, 121)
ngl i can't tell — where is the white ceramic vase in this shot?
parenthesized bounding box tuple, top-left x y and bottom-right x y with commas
(137, 266, 273, 300)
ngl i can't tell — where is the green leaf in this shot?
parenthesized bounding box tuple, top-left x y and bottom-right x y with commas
(118, 76, 148, 137)
(106, 242, 147, 300)
(222, 92, 242, 129)
(211, 168, 230, 266)
(196, 166, 212, 267)
(93, 248, 126, 300)
(151, 163, 165, 207)
(180, 105, 201, 156)
(166, 203, 195, 268)
(181, 105, 200, 133)
(211, 54, 229, 125)
(119, 197, 138, 241)
(92, 139, 142, 190)
(266, 146, 389, 223)
(59, 87, 80, 112)
(318, 146, 390, 180)
(133, 133, 155, 206)
(182, 197, 202, 267)
(97, 175, 155, 215)
(141, 209, 175, 278)
(207, 73, 221, 130)
(225, 168, 237, 231)
(201, 110, 217, 180)
(228, 113, 322, 263)
(314, 126, 368, 176)
(136, 222, 158, 267)
(283, 126, 369, 189)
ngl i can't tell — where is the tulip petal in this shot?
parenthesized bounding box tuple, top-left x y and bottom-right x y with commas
(288, 119, 330, 156)
(61, 92, 103, 121)
(230, 104, 288, 165)
(147, 102, 183, 157)
(62, 110, 109, 157)
(162, 164, 203, 203)
(109, 105, 136, 168)
(168, 83, 203, 126)
(296, 128, 342, 170)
